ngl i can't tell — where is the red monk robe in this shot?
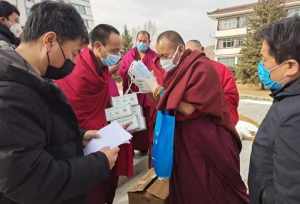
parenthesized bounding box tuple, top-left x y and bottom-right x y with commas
(154, 50, 249, 204)
(55, 48, 133, 204)
(118, 47, 158, 152)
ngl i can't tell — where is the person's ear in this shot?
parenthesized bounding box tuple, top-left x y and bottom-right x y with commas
(179, 44, 185, 53)
(92, 41, 104, 58)
(284, 59, 300, 78)
(41, 32, 57, 52)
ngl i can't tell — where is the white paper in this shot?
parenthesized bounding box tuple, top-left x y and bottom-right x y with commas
(83, 121, 133, 155)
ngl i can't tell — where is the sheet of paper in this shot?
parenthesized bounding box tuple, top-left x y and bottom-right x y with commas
(84, 121, 132, 155)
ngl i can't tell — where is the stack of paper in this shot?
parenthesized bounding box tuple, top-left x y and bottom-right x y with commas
(83, 121, 133, 156)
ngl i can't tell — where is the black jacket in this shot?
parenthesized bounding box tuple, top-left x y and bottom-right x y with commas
(249, 78, 300, 204)
(0, 24, 19, 48)
(0, 49, 110, 204)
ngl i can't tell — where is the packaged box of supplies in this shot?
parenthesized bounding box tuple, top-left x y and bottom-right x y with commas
(112, 93, 139, 107)
(116, 114, 139, 132)
(128, 169, 169, 204)
(105, 105, 132, 121)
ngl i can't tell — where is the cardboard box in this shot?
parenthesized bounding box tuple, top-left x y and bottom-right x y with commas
(128, 169, 169, 204)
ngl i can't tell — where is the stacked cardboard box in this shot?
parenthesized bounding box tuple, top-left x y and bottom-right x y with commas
(105, 93, 146, 132)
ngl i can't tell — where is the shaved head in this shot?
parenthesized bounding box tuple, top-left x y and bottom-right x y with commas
(155, 31, 185, 67)
(157, 30, 185, 49)
(186, 40, 204, 52)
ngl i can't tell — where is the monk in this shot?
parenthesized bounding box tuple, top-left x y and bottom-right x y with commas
(186, 39, 239, 126)
(136, 31, 249, 204)
(55, 24, 133, 204)
(118, 31, 158, 154)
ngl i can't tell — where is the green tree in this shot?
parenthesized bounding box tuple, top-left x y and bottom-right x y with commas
(237, 0, 286, 84)
(122, 25, 133, 52)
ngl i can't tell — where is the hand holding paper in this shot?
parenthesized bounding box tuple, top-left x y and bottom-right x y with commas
(83, 121, 133, 155)
(100, 147, 120, 169)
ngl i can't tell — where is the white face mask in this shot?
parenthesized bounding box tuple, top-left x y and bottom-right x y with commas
(160, 58, 177, 71)
(159, 46, 181, 72)
(10, 23, 23, 38)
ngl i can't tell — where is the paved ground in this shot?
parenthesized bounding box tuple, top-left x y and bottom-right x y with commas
(113, 99, 272, 204)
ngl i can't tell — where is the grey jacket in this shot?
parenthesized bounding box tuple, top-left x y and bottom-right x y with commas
(249, 78, 300, 204)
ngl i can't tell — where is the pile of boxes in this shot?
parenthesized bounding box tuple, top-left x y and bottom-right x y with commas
(105, 93, 147, 133)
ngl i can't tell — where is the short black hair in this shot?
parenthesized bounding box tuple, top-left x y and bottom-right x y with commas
(136, 30, 150, 40)
(89, 24, 120, 46)
(22, 1, 88, 43)
(157, 30, 185, 47)
(0, 1, 19, 18)
(260, 16, 300, 64)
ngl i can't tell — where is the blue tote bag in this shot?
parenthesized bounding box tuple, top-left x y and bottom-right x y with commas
(152, 110, 176, 178)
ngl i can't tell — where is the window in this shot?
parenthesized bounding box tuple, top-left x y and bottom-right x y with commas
(219, 18, 238, 30)
(238, 16, 247, 28)
(218, 16, 247, 30)
(217, 37, 244, 49)
(288, 7, 300, 17)
(218, 57, 236, 67)
(235, 38, 244, 47)
(218, 38, 234, 49)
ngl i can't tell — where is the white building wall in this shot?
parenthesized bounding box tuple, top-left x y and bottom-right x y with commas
(215, 47, 241, 57)
(7, 0, 94, 30)
(215, 27, 247, 38)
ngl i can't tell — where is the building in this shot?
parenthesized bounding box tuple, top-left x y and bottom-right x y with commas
(6, 0, 94, 30)
(207, 0, 300, 68)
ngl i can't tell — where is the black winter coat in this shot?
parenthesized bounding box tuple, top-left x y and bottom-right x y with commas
(0, 49, 110, 204)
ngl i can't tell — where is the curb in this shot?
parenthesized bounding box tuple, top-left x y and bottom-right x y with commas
(240, 95, 272, 101)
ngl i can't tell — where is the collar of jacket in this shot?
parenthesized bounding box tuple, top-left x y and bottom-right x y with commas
(271, 77, 300, 101)
(0, 49, 65, 104)
(0, 24, 19, 45)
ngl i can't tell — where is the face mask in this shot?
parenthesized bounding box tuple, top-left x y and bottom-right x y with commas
(9, 23, 22, 38)
(268, 61, 290, 85)
(160, 58, 177, 72)
(258, 62, 282, 91)
(44, 43, 75, 80)
(102, 53, 121, 67)
(159, 46, 181, 72)
(136, 42, 149, 53)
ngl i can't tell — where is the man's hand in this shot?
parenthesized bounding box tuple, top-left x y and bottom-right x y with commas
(178, 102, 196, 115)
(109, 63, 120, 75)
(100, 147, 120, 169)
(82, 130, 99, 146)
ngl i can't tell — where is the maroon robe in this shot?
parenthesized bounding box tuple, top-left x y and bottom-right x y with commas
(118, 47, 158, 152)
(55, 48, 133, 204)
(157, 50, 249, 204)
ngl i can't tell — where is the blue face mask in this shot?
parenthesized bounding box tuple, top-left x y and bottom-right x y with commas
(136, 42, 149, 53)
(257, 62, 282, 91)
(102, 53, 121, 67)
